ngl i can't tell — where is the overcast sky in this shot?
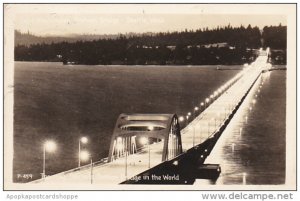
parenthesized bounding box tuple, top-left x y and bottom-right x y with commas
(10, 4, 287, 36)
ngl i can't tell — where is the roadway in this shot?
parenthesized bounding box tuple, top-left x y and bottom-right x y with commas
(28, 54, 268, 186)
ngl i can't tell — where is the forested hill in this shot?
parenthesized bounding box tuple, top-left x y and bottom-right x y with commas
(15, 31, 130, 46)
(15, 24, 286, 65)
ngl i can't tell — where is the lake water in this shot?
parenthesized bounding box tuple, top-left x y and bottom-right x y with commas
(199, 70, 286, 185)
(13, 62, 285, 184)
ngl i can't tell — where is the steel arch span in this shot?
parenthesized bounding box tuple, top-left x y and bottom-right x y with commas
(108, 114, 183, 162)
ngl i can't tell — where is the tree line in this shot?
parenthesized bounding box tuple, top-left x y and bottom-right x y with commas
(15, 24, 286, 65)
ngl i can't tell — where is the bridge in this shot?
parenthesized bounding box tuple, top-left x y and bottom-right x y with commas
(28, 50, 270, 187)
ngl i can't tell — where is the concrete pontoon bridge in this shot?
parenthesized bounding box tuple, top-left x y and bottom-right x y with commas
(28, 50, 271, 187)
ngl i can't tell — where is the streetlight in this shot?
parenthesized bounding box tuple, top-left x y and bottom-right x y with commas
(79, 150, 91, 176)
(205, 98, 210, 108)
(187, 112, 191, 122)
(125, 145, 128, 180)
(80, 150, 90, 162)
(140, 137, 148, 146)
(42, 140, 56, 179)
(194, 107, 199, 119)
(200, 102, 204, 112)
(243, 172, 247, 185)
(79, 137, 88, 167)
(140, 137, 150, 168)
(179, 116, 185, 128)
(214, 91, 218, 98)
(116, 137, 124, 158)
(179, 116, 185, 122)
(90, 158, 94, 184)
(148, 125, 154, 131)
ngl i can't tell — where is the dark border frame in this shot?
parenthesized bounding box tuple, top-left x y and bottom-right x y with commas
(2, 2, 297, 192)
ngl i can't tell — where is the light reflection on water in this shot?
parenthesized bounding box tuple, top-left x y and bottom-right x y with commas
(198, 70, 286, 185)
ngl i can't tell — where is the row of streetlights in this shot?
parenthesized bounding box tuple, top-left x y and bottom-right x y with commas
(236, 61, 266, 142)
(178, 68, 246, 128)
(40, 62, 265, 180)
(229, 62, 268, 184)
(41, 136, 90, 179)
(234, 75, 262, 151)
(176, 63, 252, 147)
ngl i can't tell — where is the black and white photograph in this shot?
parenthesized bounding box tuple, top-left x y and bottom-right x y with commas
(3, 3, 296, 190)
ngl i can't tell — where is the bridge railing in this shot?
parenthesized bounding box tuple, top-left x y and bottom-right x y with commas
(32, 54, 269, 184)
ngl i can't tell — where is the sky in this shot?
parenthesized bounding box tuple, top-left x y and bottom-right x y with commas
(9, 4, 288, 36)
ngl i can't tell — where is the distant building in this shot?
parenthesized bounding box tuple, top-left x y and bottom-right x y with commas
(204, 42, 229, 48)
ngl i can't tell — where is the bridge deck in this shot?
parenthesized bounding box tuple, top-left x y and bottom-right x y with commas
(29, 55, 268, 186)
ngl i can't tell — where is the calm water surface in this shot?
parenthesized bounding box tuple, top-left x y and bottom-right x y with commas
(202, 70, 286, 185)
